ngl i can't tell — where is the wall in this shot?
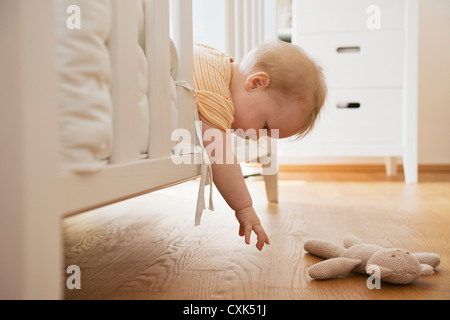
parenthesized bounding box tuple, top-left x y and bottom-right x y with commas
(418, 0, 450, 164)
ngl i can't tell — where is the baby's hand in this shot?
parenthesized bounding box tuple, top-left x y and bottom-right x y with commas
(235, 207, 270, 251)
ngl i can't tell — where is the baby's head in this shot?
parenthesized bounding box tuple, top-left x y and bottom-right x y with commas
(232, 40, 327, 140)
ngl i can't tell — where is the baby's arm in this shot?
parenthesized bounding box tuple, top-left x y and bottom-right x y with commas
(201, 120, 270, 250)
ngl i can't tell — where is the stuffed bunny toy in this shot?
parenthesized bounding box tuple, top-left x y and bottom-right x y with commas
(304, 234, 440, 285)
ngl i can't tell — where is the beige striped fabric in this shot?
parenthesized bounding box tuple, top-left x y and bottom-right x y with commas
(193, 44, 234, 132)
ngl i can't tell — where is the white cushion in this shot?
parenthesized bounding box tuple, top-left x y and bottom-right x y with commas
(55, 0, 113, 172)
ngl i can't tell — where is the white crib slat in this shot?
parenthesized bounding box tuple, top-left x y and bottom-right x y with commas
(244, 0, 253, 54)
(225, 0, 236, 59)
(108, 0, 141, 164)
(255, 0, 264, 46)
(252, 0, 259, 48)
(235, 0, 245, 61)
(170, 0, 196, 139)
(145, 0, 172, 159)
(264, 0, 278, 41)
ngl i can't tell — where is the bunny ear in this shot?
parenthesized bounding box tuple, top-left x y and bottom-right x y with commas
(366, 264, 393, 278)
(420, 264, 434, 276)
(414, 253, 441, 269)
(343, 234, 364, 248)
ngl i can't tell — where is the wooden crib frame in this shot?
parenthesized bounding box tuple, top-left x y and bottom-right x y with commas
(0, 0, 278, 299)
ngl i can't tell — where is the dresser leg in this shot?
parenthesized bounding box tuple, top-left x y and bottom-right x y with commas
(403, 154, 419, 184)
(263, 172, 279, 203)
(384, 157, 398, 177)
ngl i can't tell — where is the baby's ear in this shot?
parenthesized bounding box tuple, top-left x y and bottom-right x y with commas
(246, 72, 270, 91)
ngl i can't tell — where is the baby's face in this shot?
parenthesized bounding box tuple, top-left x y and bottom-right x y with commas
(232, 89, 306, 140)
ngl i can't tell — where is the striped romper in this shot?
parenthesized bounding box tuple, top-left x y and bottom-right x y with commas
(193, 44, 235, 132)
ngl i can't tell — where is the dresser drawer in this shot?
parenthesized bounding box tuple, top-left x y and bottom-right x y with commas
(301, 88, 403, 144)
(295, 31, 404, 88)
(293, 0, 405, 34)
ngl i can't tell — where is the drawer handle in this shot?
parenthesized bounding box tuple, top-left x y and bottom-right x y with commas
(336, 46, 361, 54)
(337, 102, 361, 109)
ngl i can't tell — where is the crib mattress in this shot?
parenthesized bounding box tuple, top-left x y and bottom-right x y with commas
(56, 0, 180, 172)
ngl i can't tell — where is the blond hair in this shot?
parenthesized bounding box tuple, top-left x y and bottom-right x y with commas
(240, 40, 327, 139)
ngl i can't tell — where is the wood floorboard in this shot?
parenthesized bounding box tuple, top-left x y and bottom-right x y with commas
(63, 170, 450, 300)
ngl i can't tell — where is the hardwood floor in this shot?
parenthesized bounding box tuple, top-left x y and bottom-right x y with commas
(63, 168, 450, 300)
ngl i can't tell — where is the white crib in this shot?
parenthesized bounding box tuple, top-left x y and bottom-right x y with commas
(0, 0, 278, 299)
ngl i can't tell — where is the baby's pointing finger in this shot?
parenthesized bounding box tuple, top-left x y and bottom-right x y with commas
(254, 225, 270, 250)
(239, 225, 245, 237)
(263, 230, 270, 245)
(244, 225, 253, 244)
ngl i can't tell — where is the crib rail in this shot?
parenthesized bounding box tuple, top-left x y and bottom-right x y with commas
(109, 0, 195, 162)
(225, 0, 274, 61)
(0, 0, 279, 299)
(60, 0, 200, 216)
(223, 0, 279, 171)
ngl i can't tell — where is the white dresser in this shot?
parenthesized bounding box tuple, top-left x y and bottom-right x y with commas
(279, 0, 419, 183)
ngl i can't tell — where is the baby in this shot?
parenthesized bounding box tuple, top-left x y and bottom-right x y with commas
(193, 40, 327, 251)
